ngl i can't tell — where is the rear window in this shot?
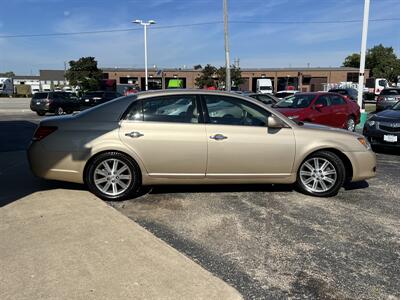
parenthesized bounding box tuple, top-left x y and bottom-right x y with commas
(32, 92, 49, 99)
(380, 89, 400, 95)
(329, 89, 347, 95)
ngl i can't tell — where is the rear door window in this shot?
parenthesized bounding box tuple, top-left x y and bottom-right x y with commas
(330, 95, 346, 105)
(142, 95, 200, 124)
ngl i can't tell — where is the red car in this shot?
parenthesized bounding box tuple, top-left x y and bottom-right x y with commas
(273, 92, 360, 131)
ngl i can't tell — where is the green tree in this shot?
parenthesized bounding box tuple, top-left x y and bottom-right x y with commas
(216, 65, 244, 89)
(4, 71, 16, 78)
(195, 64, 217, 88)
(342, 44, 400, 82)
(65, 57, 103, 91)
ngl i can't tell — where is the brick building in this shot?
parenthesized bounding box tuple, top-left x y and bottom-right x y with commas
(102, 67, 369, 93)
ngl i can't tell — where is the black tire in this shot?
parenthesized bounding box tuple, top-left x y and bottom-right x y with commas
(296, 151, 346, 197)
(86, 152, 141, 201)
(36, 111, 46, 116)
(346, 116, 356, 132)
(55, 107, 64, 115)
(66, 110, 73, 114)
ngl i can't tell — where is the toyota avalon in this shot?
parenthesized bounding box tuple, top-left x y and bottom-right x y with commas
(28, 90, 376, 201)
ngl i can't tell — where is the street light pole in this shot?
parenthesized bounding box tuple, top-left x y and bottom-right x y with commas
(357, 0, 370, 127)
(133, 19, 156, 91)
(223, 0, 231, 91)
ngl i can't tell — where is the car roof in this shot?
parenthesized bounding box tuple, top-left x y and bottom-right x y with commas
(135, 89, 259, 98)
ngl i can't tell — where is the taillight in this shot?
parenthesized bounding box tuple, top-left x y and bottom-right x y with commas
(33, 126, 57, 141)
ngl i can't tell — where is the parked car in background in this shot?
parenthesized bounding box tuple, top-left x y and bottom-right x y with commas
(30, 92, 80, 116)
(80, 91, 122, 107)
(328, 87, 358, 102)
(275, 90, 299, 99)
(28, 90, 375, 201)
(256, 78, 273, 94)
(246, 93, 279, 105)
(273, 92, 360, 131)
(0, 78, 13, 96)
(364, 101, 400, 148)
(376, 88, 400, 111)
(366, 77, 389, 96)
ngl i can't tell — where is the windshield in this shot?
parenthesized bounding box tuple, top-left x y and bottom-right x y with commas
(380, 89, 400, 95)
(84, 92, 103, 98)
(274, 94, 315, 108)
(392, 102, 400, 110)
(260, 86, 272, 90)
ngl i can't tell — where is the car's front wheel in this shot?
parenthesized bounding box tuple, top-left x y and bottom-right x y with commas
(36, 111, 45, 116)
(296, 151, 345, 197)
(86, 152, 141, 201)
(346, 116, 356, 131)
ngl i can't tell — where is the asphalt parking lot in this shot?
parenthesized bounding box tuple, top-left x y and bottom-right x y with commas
(1, 97, 399, 299)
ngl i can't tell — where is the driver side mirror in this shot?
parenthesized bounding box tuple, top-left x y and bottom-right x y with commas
(267, 115, 286, 128)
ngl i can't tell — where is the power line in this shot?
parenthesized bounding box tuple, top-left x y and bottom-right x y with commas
(1, 18, 399, 39)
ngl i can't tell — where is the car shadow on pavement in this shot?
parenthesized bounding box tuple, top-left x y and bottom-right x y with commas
(373, 147, 400, 156)
(145, 183, 295, 195)
(0, 120, 83, 207)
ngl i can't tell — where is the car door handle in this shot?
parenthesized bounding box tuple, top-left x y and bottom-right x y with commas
(210, 134, 227, 140)
(125, 131, 144, 138)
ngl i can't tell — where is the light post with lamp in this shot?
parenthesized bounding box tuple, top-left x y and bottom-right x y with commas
(132, 19, 156, 91)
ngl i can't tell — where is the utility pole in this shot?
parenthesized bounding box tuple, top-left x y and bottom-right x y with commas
(223, 0, 231, 91)
(357, 0, 370, 127)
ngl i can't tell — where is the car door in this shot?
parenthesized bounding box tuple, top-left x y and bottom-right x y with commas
(311, 95, 334, 126)
(329, 94, 348, 128)
(203, 95, 295, 178)
(119, 94, 207, 177)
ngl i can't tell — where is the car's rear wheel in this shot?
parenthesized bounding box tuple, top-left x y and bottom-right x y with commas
(346, 116, 356, 131)
(55, 107, 64, 115)
(86, 152, 141, 201)
(296, 151, 345, 197)
(36, 111, 45, 116)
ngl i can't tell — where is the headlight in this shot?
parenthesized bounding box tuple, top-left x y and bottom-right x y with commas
(366, 120, 376, 127)
(358, 137, 371, 150)
(288, 115, 300, 120)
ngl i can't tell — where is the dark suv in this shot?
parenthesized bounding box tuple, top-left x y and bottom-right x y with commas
(376, 88, 400, 111)
(80, 91, 122, 107)
(30, 92, 80, 116)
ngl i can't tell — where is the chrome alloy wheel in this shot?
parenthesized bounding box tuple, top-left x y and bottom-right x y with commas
(299, 157, 337, 193)
(347, 118, 355, 131)
(93, 159, 132, 196)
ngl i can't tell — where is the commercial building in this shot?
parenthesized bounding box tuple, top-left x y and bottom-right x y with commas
(4, 66, 369, 93)
(102, 67, 369, 93)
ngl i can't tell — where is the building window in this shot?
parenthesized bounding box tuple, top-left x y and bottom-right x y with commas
(347, 72, 359, 83)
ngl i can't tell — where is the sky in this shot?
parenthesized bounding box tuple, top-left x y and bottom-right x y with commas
(0, 0, 399, 75)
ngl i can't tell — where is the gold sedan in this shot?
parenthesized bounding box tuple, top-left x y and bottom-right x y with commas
(28, 90, 376, 200)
